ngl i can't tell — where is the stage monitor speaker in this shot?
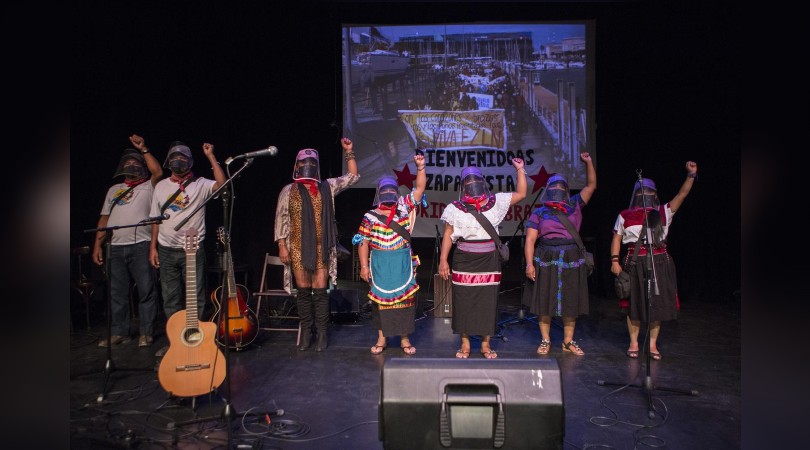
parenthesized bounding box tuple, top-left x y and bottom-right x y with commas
(380, 358, 564, 450)
(433, 273, 452, 318)
(329, 289, 360, 315)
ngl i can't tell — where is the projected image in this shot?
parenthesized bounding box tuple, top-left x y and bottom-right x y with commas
(341, 23, 593, 237)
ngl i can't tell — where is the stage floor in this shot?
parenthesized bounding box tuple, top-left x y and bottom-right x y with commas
(70, 282, 740, 449)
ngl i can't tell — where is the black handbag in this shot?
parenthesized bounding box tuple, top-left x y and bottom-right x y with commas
(613, 224, 646, 298)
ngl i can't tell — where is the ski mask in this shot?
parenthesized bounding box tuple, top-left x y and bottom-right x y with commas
(459, 167, 490, 201)
(292, 148, 321, 182)
(539, 174, 570, 203)
(629, 178, 660, 209)
(162, 141, 194, 175)
(373, 176, 399, 206)
(112, 149, 147, 181)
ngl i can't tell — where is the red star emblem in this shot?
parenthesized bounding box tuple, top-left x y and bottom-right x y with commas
(393, 164, 417, 190)
(528, 166, 553, 194)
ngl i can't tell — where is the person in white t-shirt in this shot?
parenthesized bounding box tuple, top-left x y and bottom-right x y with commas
(149, 140, 226, 357)
(92, 134, 163, 348)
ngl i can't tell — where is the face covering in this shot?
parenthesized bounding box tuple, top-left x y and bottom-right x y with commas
(296, 160, 319, 180)
(168, 159, 190, 174)
(545, 188, 568, 202)
(377, 189, 398, 206)
(122, 164, 146, 180)
(462, 179, 487, 198)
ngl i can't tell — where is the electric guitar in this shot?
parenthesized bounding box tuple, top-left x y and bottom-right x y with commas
(158, 228, 226, 397)
(211, 226, 258, 350)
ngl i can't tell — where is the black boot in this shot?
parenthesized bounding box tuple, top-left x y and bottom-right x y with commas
(296, 288, 314, 351)
(313, 288, 330, 352)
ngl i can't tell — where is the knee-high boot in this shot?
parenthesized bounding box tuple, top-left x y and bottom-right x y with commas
(296, 288, 314, 351)
(312, 288, 330, 352)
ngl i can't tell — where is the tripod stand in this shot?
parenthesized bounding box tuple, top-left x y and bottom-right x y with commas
(83, 220, 163, 403)
(597, 170, 698, 419)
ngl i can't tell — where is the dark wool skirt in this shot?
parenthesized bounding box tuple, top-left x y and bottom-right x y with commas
(522, 243, 590, 318)
(451, 248, 501, 336)
(624, 251, 679, 322)
(371, 300, 416, 336)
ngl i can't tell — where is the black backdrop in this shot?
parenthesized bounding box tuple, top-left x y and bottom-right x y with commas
(71, 1, 739, 303)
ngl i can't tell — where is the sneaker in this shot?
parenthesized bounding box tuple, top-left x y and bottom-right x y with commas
(98, 335, 127, 347)
(138, 335, 154, 347)
(155, 345, 169, 357)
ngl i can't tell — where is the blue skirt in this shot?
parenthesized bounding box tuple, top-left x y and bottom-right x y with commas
(369, 247, 419, 305)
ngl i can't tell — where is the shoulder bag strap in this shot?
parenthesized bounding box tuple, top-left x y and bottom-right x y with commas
(107, 185, 137, 214)
(368, 211, 411, 243)
(550, 210, 586, 253)
(159, 178, 194, 214)
(628, 223, 647, 264)
(465, 206, 502, 245)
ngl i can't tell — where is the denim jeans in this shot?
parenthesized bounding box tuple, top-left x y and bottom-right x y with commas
(108, 241, 158, 336)
(158, 244, 208, 320)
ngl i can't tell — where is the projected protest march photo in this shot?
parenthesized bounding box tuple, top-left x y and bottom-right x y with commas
(341, 22, 594, 237)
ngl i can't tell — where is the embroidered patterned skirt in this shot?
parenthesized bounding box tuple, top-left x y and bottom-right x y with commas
(624, 251, 679, 322)
(450, 248, 500, 336)
(523, 242, 589, 318)
(368, 247, 419, 305)
(368, 247, 418, 336)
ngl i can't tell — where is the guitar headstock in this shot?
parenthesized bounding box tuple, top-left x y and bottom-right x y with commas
(183, 228, 200, 254)
(217, 226, 230, 246)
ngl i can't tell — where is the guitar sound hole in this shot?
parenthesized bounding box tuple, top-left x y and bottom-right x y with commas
(182, 328, 204, 346)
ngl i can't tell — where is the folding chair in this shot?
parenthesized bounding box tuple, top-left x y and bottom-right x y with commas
(253, 254, 302, 346)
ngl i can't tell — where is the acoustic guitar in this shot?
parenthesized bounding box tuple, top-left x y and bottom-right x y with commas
(158, 228, 226, 397)
(211, 226, 258, 350)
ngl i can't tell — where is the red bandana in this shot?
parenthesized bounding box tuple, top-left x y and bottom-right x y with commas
(461, 194, 486, 212)
(377, 203, 397, 226)
(296, 179, 319, 196)
(170, 172, 194, 192)
(124, 177, 148, 188)
(543, 201, 568, 212)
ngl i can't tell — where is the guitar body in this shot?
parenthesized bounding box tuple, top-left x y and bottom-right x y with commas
(212, 283, 258, 350)
(158, 309, 227, 397)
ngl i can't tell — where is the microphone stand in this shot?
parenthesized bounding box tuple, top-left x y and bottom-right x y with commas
(83, 218, 165, 403)
(425, 224, 442, 314)
(167, 157, 256, 448)
(597, 170, 697, 419)
(492, 186, 546, 340)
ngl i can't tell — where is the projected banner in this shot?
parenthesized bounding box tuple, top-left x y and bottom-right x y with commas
(407, 147, 544, 239)
(341, 22, 593, 237)
(399, 110, 507, 150)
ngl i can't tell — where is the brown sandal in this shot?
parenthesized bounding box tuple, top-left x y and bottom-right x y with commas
(537, 339, 551, 355)
(370, 344, 386, 355)
(562, 340, 584, 355)
(481, 350, 498, 359)
(455, 349, 470, 359)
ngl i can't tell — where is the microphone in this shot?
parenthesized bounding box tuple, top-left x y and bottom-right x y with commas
(225, 146, 278, 164)
(140, 213, 170, 223)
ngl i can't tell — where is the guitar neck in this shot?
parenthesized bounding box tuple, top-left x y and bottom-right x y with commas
(225, 242, 238, 298)
(185, 250, 199, 326)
